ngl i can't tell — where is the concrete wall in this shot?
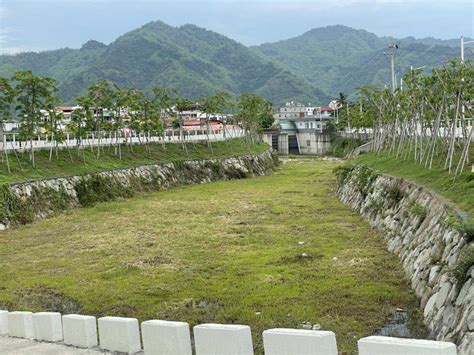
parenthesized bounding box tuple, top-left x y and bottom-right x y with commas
(263, 132, 331, 156)
(336, 166, 473, 355)
(298, 132, 331, 155)
(277, 133, 289, 155)
(0, 310, 458, 354)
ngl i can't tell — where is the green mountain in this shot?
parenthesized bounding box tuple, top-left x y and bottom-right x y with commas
(0, 22, 469, 105)
(253, 25, 467, 99)
(0, 21, 329, 105)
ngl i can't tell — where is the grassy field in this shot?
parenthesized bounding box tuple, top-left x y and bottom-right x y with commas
(354, 152, 474, 218)
(0, 139, 268, 184)
(0, 159, 421, 353)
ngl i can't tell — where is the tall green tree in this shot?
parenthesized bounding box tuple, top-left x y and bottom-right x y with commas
(85, 80, 116, 158)
(12, 71, 58, 167)
(0, 77, 15, 172)
(202, 92, 232, 148)
(173, 97, 194, 153)
(237, 93, 272, 144)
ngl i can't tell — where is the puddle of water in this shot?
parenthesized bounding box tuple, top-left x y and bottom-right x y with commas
(374, 309, 429, 339)
(375, 309, 411, 337)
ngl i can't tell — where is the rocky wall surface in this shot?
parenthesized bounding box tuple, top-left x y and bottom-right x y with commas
(0, 150, 278, 230)
(336, 166, 473, 354)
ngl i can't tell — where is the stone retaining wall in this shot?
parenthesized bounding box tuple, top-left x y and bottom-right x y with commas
(335, 165, 473, 354)
(0, 150, 278, 230)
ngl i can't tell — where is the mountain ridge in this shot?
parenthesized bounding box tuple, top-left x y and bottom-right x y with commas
(252, 24, 469, 99)
(0, 21, 470, 104)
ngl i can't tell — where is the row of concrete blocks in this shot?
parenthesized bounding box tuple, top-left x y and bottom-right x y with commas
(0, 310, 457, 354)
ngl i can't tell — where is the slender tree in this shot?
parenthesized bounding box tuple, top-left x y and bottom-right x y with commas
(12, 71, 58, 168)
(0, 78, 15, 172)
(237, 93, 272, 145)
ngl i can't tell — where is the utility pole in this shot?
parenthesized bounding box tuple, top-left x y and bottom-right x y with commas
(385, 44, 398, 92)
(460, 36, 474, 125)
(461, 36, 474, 63)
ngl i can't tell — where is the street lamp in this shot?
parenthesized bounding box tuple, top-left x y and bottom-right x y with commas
(461, 36, 474, 63)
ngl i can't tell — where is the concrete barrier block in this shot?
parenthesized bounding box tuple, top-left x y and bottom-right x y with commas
(33, 312, 63, 341)
(8, 311, 34, 338)
(98, 316, 141, 353)
(141, 320, 192, 355)
(0, 310, 8, 335)
(263, 328, 338, 355)
(194, 323, 253, 355)
(358, 336, 457, 355)
(63, 314, 98, 348)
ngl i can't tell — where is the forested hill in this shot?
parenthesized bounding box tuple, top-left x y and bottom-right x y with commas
(0, 22, 469, 104)
(0, 21, 329, 105)
(253, 25, 469, 99)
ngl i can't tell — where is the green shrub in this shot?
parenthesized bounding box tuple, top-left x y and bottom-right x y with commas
(30, 185, 72, 213)
(451, 245, 474, 286)
(367, 197, 384, 212)
(0, 184, 34, 225)
(356, 166, 378, 196)
(330, 136, 366, 158)
(332, 165, 353, 185)
(386, 184, 404, 204)
(75, 174, 130, 206)
(205, 161, 225, 178)
(447, 209, 474, 242)
(456, 211, 474, 242)
(465, 173, 474, 183)
(409, 201, 428, 221)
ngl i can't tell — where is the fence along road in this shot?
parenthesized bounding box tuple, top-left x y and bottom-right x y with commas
(0, 126, 245, 153)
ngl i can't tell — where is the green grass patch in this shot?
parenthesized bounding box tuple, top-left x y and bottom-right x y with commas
(330, 136, 367, 158)
(354, 152, 474, 219)
(0, 139, 268, 184)
(0, 160, 421, 353)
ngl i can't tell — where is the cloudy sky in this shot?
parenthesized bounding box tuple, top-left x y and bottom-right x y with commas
(0, 0, 473, 54)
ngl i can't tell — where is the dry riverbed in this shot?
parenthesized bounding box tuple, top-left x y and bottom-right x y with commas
(0, 159, 422, 353)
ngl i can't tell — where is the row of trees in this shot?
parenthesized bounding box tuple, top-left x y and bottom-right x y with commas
(336, 59, 473, 176)
(0, 71, 274, 170)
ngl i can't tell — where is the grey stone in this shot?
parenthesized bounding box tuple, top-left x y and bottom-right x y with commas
(435, 283, 452, 309)
(424, 292, 438, 318)
(456, 280, 471, 306)
(468, 311, 474, 331)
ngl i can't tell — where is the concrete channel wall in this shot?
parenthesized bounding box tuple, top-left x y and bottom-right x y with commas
(0, 310, 458, 354)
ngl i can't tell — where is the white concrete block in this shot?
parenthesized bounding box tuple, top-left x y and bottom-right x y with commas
(263, 328, 338, 355)
(33, 312, 63, 341)
(0, 310, 8, 335)
(141, 320, 192, 355)
(63, 314, 98, 348)
(194, 323, 253, 355)
(8, 311, 34, 338)
(358, 336, 457, 355)
(98, 316, 141, 353)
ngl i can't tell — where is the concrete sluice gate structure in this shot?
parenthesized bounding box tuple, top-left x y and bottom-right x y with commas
(0, 310, 458, 354)
(262, 131, 332, 156)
